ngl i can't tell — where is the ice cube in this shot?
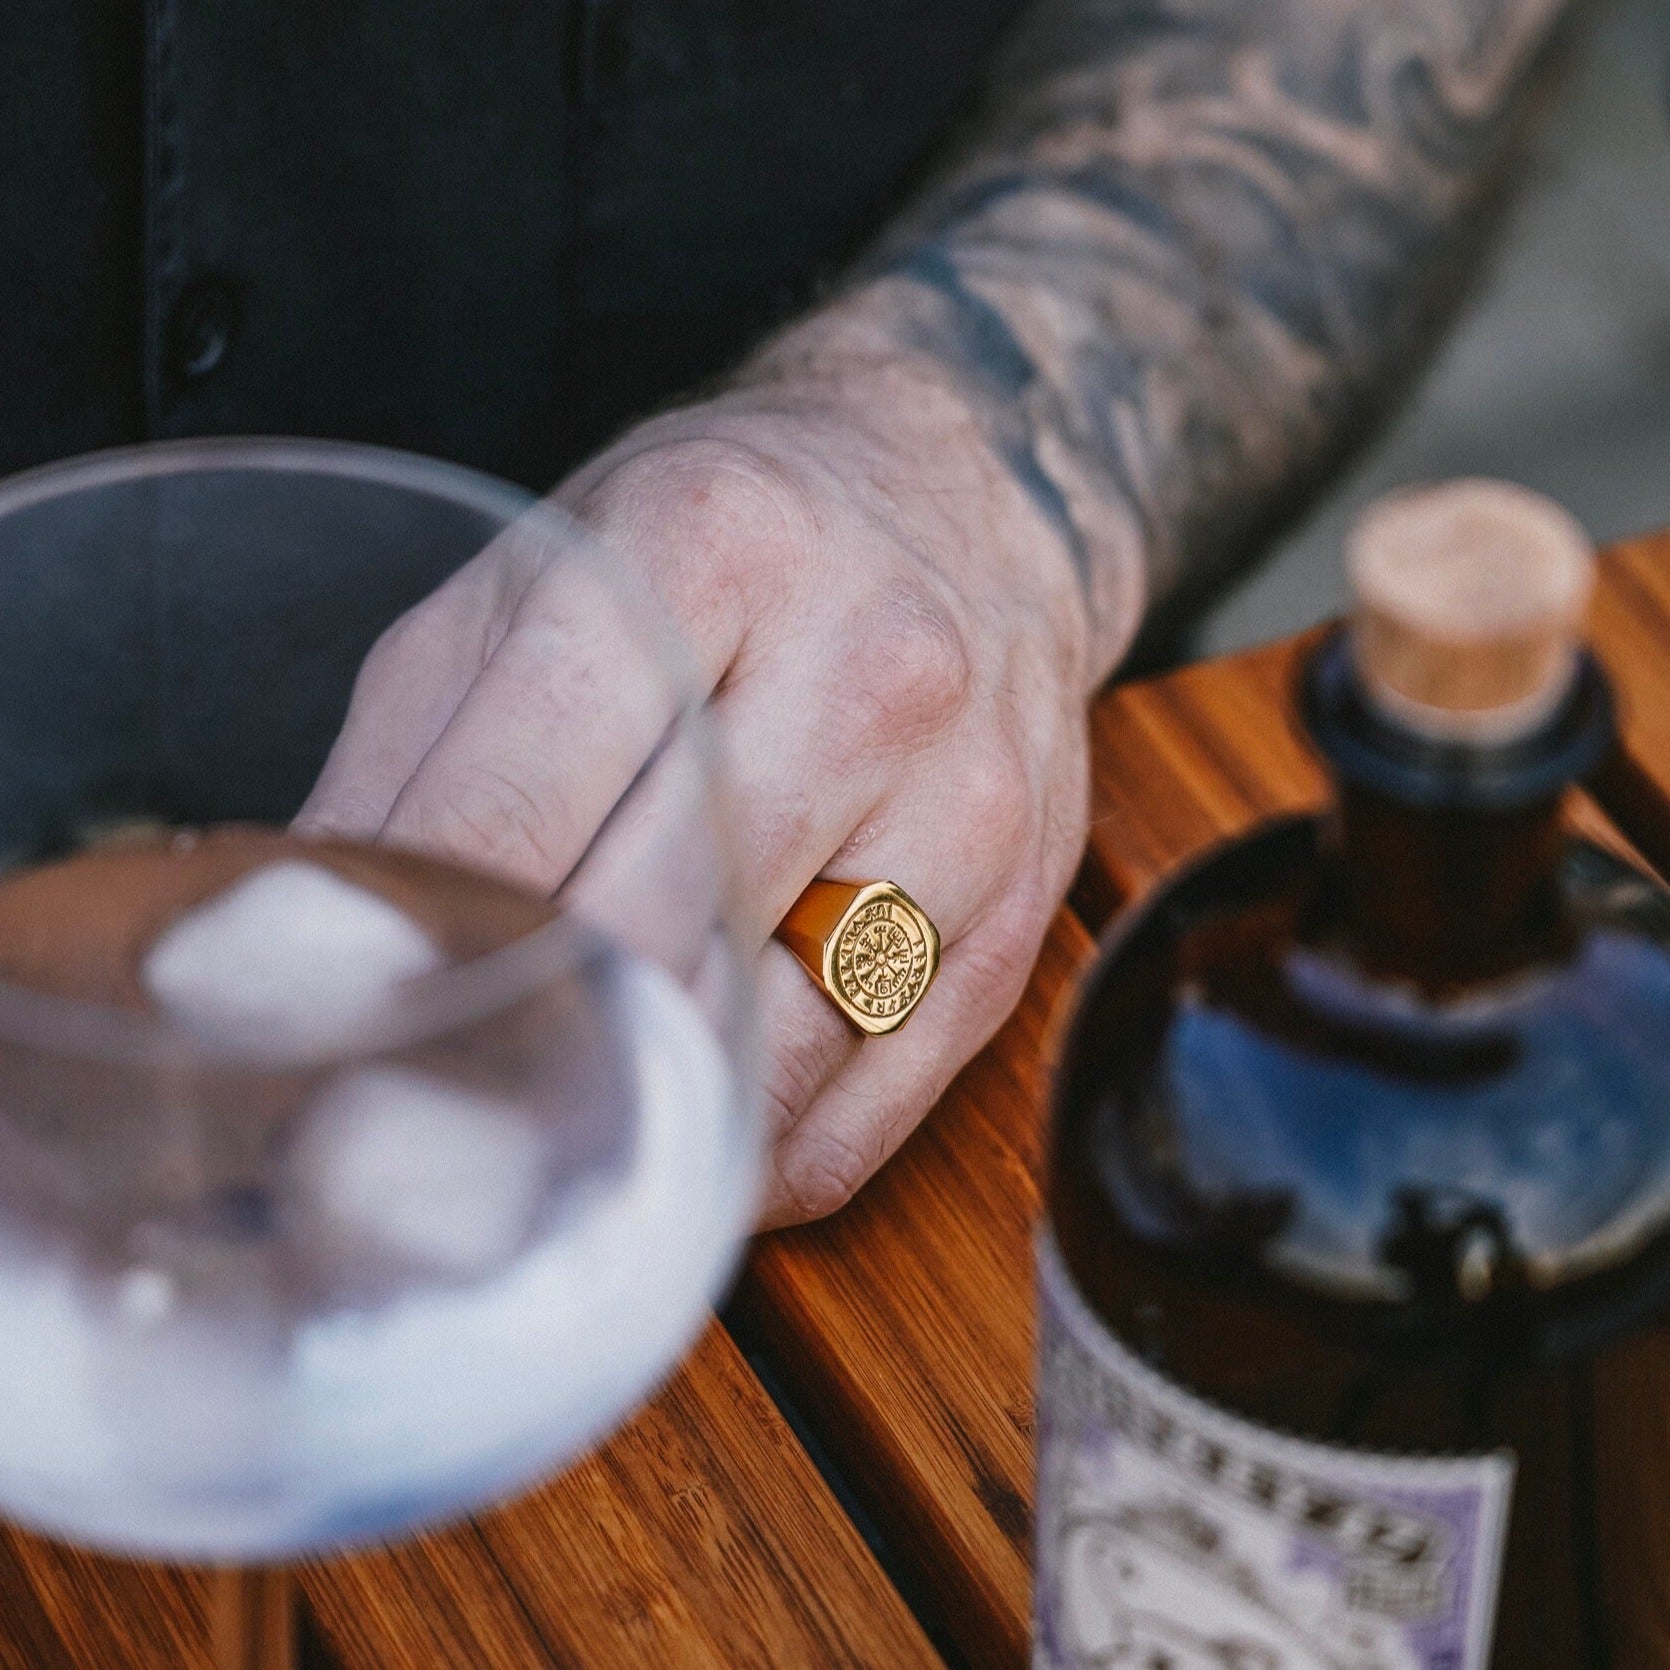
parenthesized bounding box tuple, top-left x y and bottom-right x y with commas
(141, 860, 442, 1036)
(115, 1266, 176, 1328)
(286, 1067, 549, 1285)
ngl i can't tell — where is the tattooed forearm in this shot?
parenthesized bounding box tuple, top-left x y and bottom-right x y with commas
(757, 0, 1574, 678)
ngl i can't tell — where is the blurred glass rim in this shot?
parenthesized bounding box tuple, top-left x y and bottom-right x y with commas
(0, 433, 709, 694)
(0, 903, 610, 1071)
(0, 436, 723, 1071)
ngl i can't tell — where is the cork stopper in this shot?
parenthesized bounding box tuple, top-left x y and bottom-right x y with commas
(1347, 479, 1595, 745)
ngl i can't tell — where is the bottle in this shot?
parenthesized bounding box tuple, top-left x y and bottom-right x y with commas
(1036, 480, 1670, 1670)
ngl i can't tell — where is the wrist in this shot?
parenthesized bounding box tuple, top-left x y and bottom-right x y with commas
(736, 293, 1143, 694)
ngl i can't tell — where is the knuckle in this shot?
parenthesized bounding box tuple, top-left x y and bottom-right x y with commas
(294, 787, 385, 838)
(774, 1124, 880, 1222)
(407, 767, 564, 889)
(594, 437, 816, 618)
(745, 790, 820, 881)
(666, 438, 818, 546)
(362, 559, 509, 682)
(573, 436, 828, 678)
(963, 887, 1054, 1015)
(358, 608, 433, 683)
(951, 742, 1032, 858)
(840, 585, 973, 744)
(758, 1013, 843, 1138)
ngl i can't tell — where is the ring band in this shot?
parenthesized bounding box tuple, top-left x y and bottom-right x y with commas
(776, 879, 941, 1036)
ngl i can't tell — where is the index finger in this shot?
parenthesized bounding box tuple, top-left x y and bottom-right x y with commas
(378, 559, 718, 896)
(295, 513, 552, 838)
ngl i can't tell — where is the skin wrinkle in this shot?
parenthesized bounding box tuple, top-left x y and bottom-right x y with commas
(823, 0, 1569, 663)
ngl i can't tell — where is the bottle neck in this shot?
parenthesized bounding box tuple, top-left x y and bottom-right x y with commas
(1330, 784, 1567, 979)
(1301, 629, 1615, 986)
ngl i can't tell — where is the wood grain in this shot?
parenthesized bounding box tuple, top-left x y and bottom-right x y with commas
(1590, 532, 1670, 864)
(1084, 620, 1652, 898)
(302, 1513, 557, 1669)
(302, 1321, 941, 1670)
(0, 1538, 209, 1670)
(211, 1568, 295, 1670)
(1086, 632, 1326, 897)
(735, 912, 1092, 1670)
(0, 1339, 939, 1670)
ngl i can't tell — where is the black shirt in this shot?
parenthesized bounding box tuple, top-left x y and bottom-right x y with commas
(2, 0, 1031, 489)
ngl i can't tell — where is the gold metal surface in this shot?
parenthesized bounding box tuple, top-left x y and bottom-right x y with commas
(776, 879, 941, 1036)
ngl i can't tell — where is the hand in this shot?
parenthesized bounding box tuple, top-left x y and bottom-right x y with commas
(298, 350, 1114, 1224)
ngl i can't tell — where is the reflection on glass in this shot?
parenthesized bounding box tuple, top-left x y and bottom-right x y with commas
(0, 442, 759, 1665)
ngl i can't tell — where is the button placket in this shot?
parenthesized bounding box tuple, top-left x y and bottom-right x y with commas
(145, 1, 241, 410)
(168, 280, 237, 383)
(142, 0, 188, 429)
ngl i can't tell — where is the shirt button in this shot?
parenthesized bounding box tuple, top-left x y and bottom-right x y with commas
(168, 280, 238, 382)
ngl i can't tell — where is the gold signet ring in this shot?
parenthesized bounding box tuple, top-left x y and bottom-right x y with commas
(776, 879, 941, 1036)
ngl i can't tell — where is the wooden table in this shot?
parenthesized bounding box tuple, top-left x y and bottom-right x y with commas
(7, 530, 1670, 1669)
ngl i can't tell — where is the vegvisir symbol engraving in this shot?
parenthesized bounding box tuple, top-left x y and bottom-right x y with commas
(834, 899, 932, 1021)
(849, 916, 916, 999)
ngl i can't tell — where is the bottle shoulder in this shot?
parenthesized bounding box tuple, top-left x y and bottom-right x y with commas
(1053, 816, 1670, 1325)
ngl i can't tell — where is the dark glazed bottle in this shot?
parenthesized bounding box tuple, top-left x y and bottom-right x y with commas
(1036, 481, 1670, 1670)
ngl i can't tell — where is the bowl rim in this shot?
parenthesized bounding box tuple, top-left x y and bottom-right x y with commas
(0, 438, 714, 1069)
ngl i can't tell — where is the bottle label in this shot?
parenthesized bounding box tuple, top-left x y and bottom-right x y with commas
(1034, 1231, 1514, 1670)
